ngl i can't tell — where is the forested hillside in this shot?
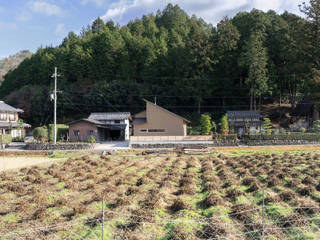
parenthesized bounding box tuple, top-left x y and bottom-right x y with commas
(0, 50, 32, 82)
(1, 2, 320, 126)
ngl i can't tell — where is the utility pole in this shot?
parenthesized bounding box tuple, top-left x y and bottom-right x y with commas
(51, 67, 59, 144)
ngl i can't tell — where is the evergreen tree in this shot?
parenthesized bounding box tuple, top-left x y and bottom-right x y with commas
(200, 114, 212, 135)
(221, 114, 229, 134)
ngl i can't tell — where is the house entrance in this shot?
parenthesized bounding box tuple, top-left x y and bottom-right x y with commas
(98, 128, 124, 141)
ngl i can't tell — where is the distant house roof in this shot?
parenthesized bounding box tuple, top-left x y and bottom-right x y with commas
(291, 99, 313, 116)
(88, 112, 131, 121)
(227, 111, 263, 119)
(67, 118, 102, 126)
(0, 101, 24, 113)
(143, 99, 191, 123)
(66, 118, 127, 130)
(0, 122, 31, 128)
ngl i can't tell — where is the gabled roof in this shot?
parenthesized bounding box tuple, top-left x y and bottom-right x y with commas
(143, 99, 191, 123)
(67, 118, 102, 126)
(0, 101, 24, 113)
(227, 111, 262, 119)
(89, 112, 131, 121)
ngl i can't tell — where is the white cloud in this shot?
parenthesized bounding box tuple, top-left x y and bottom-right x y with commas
(0, 21, 17, 32)
(16, 11, 33, 22)
(81, 0, 106, 7)
(28, 0, 64, 16)
(55, 23, 66, 36)
(101, 0, 304, 25)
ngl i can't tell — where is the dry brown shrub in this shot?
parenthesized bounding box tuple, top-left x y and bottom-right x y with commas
(180, 176, 194, 186)
(144, 192, 166, 209)
(179, 184, 197, 195)
(113, 195, 130, 207)
(298, 186, 315, 196)
(266, 176, 282, 187)
(184, 169, 198, 178)
(130, 209, 155, 225)
(73, 204, 87, 215)
(302, 176, 315, 185)
(165, 174, 179, 183)
(32, 207, 48, 219)
(227, 189, 244, 201)
(65, 180, 79, 190)
(54, 196, 68, 207)
(170, 198, 193, 212)
(280, 213, 309, 228)
(203, 182, 219, 192)
(231, 204, 257, 222)
(279, 191, 296, 202)
(242, 177, 256, 186)
(264, 194, 280, 204)
(120, 231, 150, 240)
(82, 155, 90, 161)
(170, 224, 196, 240)
(7, 183, 25, 195)
(160, 180, 172, 188)
(285, 178, 301, 188)
(137, 175, 152, 186)
(15, 199, 31, 212)
(200, 219, 229, 239)
(296, 199, 320, 215)
(202, 193, 223, 207)
(126, 186, 141, 196)
(247, 181, 260, 192)
(27, 167, 41, 177)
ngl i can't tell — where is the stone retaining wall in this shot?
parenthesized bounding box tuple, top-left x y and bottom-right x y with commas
(243, 140, 320, 146)
(131, 140, 238, 149)
(26, 143, 94, 150)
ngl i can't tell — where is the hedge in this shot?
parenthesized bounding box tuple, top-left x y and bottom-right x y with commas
(242, 133, 320, 141)
(48, 124, 69, 142)
(212, 134, 238, 141)
(0, 134, 12, 144)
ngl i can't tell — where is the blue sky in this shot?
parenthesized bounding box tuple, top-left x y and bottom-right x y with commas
(0, 0, 304, 59)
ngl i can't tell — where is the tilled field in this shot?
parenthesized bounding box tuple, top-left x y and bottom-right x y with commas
(0, 152, 320, 239)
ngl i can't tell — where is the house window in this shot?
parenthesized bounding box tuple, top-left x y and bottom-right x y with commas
(73, 130, 80, 137)
(9, 114, 15, 121)
(87, 130, 94, 136)
(148, 129, 165, 133)
(0, 114, 7, 120)
(140, 129, 148, 133)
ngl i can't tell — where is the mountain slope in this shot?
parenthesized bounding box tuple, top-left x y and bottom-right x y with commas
(0, 50, 32, 82)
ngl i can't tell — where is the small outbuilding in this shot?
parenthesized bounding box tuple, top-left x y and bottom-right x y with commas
(227, 111, 263, 136)
(68, 112, 131, 142)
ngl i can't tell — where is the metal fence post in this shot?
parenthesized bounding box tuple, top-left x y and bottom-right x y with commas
(262, 188, 265, 240)
(102, 199, 104, 240)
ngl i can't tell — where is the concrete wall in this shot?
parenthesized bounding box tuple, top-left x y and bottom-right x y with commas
(133, 102, 187, 136)
(131, 135, 212, 142)
(69, 121, 98, 142)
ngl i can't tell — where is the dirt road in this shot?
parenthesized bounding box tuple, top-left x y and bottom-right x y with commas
(0, 156, 61, 172)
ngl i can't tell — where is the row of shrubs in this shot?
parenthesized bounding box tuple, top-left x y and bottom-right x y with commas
(212, 134, 238, 141)
(33, 124, 69, 142)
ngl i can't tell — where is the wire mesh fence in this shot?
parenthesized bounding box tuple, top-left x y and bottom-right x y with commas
(1, 204, 320, 240)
